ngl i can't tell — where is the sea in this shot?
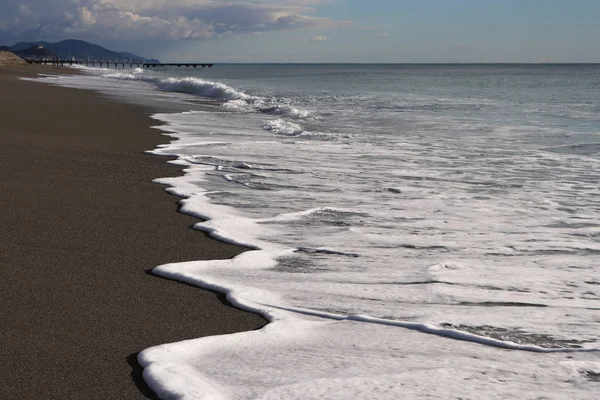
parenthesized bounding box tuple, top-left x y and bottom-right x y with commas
(26, 64, 600, 399)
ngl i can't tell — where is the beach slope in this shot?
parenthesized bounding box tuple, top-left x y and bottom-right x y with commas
(0, 51, 27, 67)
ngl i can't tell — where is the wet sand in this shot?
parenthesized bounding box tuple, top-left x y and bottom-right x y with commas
(0, 65, 266, 399)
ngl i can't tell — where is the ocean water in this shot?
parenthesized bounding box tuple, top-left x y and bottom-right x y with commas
(26, 64, 600, 399)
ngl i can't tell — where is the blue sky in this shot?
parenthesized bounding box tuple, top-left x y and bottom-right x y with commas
(1, 0, 599, 62)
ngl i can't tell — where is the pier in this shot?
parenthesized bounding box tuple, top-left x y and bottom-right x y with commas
(25, 59, 213, 68)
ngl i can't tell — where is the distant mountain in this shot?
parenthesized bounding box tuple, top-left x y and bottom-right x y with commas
(9, 39, 159, 63)
(0, 45, 11, 51)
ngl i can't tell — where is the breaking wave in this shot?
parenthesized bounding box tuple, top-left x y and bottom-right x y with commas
(104, 72, 250, 101)
(262, 119, 306, 136)
(104, 72, 312, 121)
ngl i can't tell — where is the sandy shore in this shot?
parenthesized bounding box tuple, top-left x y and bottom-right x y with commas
(0, 66, 265, 399)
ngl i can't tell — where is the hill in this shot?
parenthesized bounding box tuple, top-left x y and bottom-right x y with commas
(13, 45, 56, 60)
(9, 41, 53, 51)
(0, 51, 27, 67)
(8, 39, 159, 63)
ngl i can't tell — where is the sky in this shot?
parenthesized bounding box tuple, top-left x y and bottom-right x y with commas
(1, 0, 599, 63)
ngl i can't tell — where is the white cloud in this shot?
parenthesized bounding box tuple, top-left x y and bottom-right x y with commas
(0, 0, 350, 42)
(309, 35, 327, 42)
(376, 33, 389, 37)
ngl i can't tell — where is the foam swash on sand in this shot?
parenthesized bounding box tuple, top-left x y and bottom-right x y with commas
(26, 64, 600, 399)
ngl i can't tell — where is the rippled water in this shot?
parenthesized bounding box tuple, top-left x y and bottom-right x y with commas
(147, 65, 600, 343)
(28, 64, 600, 399)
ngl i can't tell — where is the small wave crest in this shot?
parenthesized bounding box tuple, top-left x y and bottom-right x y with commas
(104, 71, 313, 118)
(224, 98, 311, 120)
(261, 119, 340, 140)
(104, 72, 250, 101)
(105, 71, 314, 128)
(258, 104, 311, 119)
(263, 119, 306, 136)
(157, 77, 250, 100)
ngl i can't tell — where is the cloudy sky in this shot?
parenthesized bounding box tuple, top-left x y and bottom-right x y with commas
(1, 0, 599, 62)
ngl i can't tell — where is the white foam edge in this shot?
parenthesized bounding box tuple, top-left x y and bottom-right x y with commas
(19, 70, 600, 400)
(142, 110, 600, 349)
(141, 252, 600, 400)
(145, 251, 600, 356)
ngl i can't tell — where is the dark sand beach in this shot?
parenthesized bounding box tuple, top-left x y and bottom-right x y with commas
(0, 65, 265, 399)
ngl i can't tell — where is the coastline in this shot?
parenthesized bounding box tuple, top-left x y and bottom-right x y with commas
(0, 65, 265, 399)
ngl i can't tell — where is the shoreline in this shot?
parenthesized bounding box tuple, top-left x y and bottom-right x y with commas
(0, 65, 266, 399)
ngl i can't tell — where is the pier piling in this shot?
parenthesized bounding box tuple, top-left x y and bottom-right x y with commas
(24, 59, 215, 69)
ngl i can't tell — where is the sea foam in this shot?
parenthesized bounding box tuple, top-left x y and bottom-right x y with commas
(138, 106, 600, 398)
(23, 64, 600, 399)
(105, 72, 251, 100)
